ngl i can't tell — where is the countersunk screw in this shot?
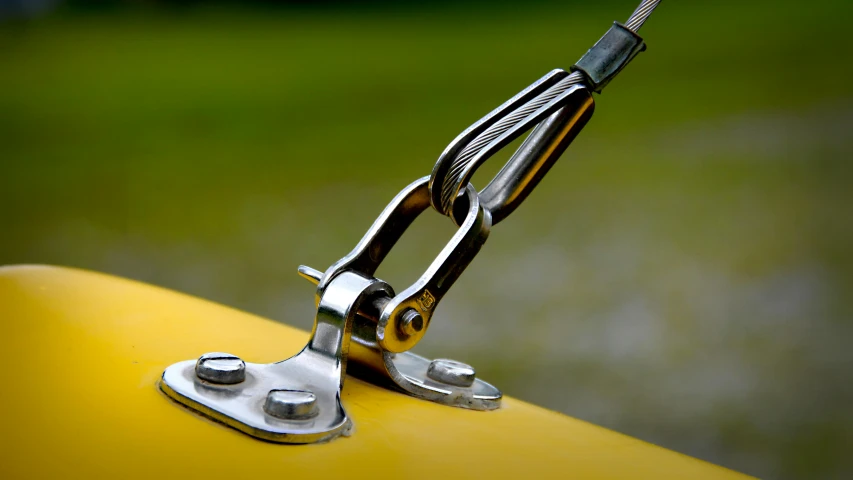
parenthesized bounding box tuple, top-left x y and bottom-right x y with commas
(398, 308, 424, 337)
(427, 359, 476, 388)
(264, 389, 318, 420)
(195, 352, 246, 385)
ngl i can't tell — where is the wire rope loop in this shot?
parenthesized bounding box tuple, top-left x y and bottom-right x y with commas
(428, 70, 595, 227)
(427, 0, 663, 226)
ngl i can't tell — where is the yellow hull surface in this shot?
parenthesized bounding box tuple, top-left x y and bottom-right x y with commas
(0, 265, 750, 479)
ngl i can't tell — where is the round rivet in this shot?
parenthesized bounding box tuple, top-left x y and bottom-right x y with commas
(195, 352, 246, 384)
(398, 308, 424, 337)
(264, 389, 318, 419)
(427, 359, 476, 387)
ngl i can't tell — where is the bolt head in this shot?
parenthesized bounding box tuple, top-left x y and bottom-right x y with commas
(398, 308, 424, 337)
(195, 352, 246, 385)
(264, 389, 318, 420)
(426, 359, 476, 387)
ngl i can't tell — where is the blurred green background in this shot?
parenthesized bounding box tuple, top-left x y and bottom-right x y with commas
(1, 0, 851, 477)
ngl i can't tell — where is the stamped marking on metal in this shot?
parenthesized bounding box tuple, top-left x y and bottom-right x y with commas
(418, 290, 436, 310)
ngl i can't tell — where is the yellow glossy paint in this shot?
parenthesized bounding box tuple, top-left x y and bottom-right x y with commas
(0, 265, 750, 479)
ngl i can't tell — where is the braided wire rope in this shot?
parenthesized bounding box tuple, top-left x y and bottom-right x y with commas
(625, 0, 661, 32)
(438, 71, 586, 212)
(434, 0, 662, 215)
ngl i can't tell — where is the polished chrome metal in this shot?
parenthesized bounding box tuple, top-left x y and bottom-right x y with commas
(286, 176, 500, 410)
(381, 351, 498, 409)
(428, 0, 664, 226)
(348, 325, 501, 410)
(430, 74, 594, 226)
(264, 389, 318, 419)
(297, 269, 502, 411)
(398, 309, 424, 337)
(479, 92, 594, 225)
(195, 352, 246, 385)
(318, 176, 490, 353)
(297, 265, 323, 284)
(427, 359, 476, 388)
(159, 0, 665, 440)
(161, 271, 392, 443)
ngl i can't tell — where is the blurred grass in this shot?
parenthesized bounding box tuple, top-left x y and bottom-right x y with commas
(1, 0, 852, 478)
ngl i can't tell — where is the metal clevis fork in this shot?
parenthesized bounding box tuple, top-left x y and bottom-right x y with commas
(161, 0, 663, 444)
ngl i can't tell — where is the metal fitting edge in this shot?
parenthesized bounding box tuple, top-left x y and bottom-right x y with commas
(571, 22, 646, 93)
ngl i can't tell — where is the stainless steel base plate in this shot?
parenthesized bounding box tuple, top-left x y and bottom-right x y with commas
(161, 350, 352, 444)
(383, 350, 501, 410)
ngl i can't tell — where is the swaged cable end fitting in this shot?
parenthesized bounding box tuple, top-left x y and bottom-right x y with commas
(571, 22, 646, 93)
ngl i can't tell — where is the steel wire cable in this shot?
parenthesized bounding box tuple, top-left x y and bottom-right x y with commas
(434, 0, 662, 215)
(625, 0, 661, 32)
(438, 71, 586, 212)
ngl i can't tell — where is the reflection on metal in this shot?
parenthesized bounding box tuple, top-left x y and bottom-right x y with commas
(398, 309, 424, 337)
(318, 176, 490, 354)
(161, 271, 391, 443)
(161, 180, 500, 444)
(160, 0, 665, 444)
(347, 309, 501, 412)
(427, 359, 476, 388)
(303, 176, 501, 410)
(428, 2, 660, 226)
(430, 75, 594, 226)
(195, 352, 246, 385)
(264, 390, 318, 420)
